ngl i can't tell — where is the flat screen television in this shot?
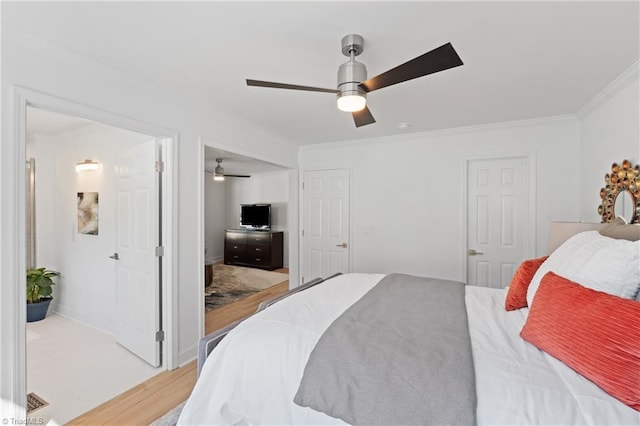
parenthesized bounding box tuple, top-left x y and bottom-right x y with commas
(240, 204, 271, 230)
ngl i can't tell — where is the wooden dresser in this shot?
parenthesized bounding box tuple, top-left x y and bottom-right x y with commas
(224, 229, 284, 270)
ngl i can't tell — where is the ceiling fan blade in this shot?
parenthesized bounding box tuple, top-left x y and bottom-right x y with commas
(352, 105, 376, 127)
(246, 79, 338, 94)
(359, 43, 463, 93)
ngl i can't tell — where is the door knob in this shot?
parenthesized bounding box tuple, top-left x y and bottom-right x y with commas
(468, 249, 484, 256)
(109, 253, 119, 260)
(336, 243, 348, 248)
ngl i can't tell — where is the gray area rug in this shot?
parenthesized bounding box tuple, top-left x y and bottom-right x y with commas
(205, 263, 287, 312)
(149, 401, 185, 426)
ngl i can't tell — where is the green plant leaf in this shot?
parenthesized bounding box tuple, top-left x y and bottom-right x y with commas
(26, 267, 58, 303)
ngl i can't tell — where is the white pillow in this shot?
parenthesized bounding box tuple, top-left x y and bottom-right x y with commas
(527, 231, 640, 307)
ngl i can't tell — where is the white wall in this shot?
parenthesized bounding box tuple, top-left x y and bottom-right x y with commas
(299, 117, 580, 283)
(204, 177, 227, 263)
(225, 171, 290, 266)
(578, 64, 640, 222)
(26, 123, 151, 333)
(1, 24, 299, 398)
(26, 133, 57, 270)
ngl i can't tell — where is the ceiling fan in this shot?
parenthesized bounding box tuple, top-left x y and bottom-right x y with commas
(246, 34, 463, 128)
(206, 158, 251, 181)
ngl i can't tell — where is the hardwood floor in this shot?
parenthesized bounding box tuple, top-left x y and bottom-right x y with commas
(68, 268, 289, 425)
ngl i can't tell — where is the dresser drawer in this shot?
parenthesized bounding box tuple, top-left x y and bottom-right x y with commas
(246, 255, 271, 267)
(226, 253, 246, 263)
(225, 242, 245, 254)
(247, 233, 271, 246)
(247, 245, 270, 256)
(225, 232, 247, 244)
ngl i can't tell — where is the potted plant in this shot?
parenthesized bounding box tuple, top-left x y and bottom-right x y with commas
(26, 267, 59, 322)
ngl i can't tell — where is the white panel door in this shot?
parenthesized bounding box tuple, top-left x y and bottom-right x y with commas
(467, 157, 528, 288)
(114, 140, 161, 367)
(302, 169, 350, 282)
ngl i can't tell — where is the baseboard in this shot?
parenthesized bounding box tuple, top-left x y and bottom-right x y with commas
(178, 343, 198, 367)
(50, 302, 112, 335)
(205, 255, 223, 264)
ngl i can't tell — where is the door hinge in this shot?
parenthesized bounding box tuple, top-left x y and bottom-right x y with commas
(302, 229, 305, 237)
(155, 246, 164, 257)
(155, 161, 164, 172)
(302, 277, 305, 284)
(155, 330, 165, 342)
(302, 182, 304, 189)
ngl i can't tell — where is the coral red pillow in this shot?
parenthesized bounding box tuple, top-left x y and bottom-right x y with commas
(504, 256, 548, 311)
(520, 271, 640, 411)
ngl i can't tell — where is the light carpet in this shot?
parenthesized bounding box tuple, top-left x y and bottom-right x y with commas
(205, 263, 287, 311)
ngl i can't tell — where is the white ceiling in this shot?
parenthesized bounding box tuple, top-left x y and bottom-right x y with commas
(5, 1, 639, 146)
(204, 146, 288, 175)
(26, 106, 95, 136)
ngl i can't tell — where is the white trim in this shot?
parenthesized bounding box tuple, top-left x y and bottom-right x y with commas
(576, 60, 640, 118)
(2, 86, 29, 419)
(196, 138, 206, 352)
(287, 168, 300, 287)
(300, 115, 576, 153)
(161, 135, 179, 371)
(297, 170, 305, 285)
(178, 343, 199, 367)
(299, 166, 354, 284)
(461, 153, 537, 285)
(3, 87, 179, 419)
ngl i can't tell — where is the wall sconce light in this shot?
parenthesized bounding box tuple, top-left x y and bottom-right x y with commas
(76, 159, 99, 172)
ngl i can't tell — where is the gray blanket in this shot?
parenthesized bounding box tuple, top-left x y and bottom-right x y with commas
(294, 273, 476, 425)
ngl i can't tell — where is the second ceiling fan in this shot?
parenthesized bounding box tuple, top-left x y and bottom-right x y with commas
(246, 34, 463, 128)
(208, 158, 251, 181)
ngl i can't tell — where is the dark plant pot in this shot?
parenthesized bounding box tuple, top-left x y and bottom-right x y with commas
(26, 297, 52, 322)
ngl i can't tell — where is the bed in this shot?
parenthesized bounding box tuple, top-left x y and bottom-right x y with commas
(179, 221, 640, 425)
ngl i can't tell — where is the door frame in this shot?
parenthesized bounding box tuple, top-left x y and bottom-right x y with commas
(461, 153, 537, 285)
(299, 167, 354, 283)
(3, 87, 178, 416)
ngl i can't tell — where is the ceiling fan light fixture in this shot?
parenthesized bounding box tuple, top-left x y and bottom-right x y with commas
(214, 158, 225, 181)
(337, 47, 367, 113)
(337, 92, 367, 112)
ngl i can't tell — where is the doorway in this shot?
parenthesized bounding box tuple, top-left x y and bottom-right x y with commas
(18, 99, 175, 423)
(465, 156, 535, 287)
(201, 143, 294, 333)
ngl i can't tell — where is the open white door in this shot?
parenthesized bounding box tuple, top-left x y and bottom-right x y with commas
(114, 139, 161, 367)
(467, 157, 529, 288)
(302, 169, 350, 282)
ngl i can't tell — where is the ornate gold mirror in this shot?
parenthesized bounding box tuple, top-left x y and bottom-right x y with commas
(598, 159, 640, 224)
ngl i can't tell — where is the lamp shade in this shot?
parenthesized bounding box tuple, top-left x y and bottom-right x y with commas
(337, 93, 366, 112)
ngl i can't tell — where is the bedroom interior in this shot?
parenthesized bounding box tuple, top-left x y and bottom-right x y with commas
(1, 1, 639, 424)
(203, 146, 290, 311)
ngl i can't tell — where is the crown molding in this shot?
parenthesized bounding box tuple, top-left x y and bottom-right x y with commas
(576, 61, 640, 118)
(300, 114, 577, 152)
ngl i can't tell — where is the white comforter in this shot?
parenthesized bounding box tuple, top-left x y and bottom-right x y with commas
(178, 273, 639, 425)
